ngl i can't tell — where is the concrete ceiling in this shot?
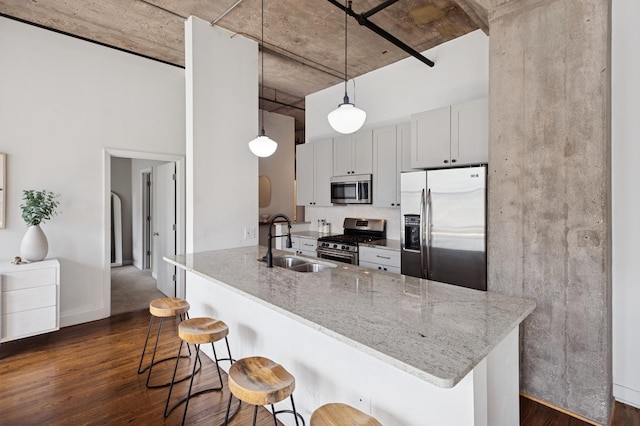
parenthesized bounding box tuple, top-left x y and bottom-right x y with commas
(0, 0, 488, 132)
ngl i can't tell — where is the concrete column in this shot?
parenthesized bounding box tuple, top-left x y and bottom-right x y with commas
(487, 0, 611, 423)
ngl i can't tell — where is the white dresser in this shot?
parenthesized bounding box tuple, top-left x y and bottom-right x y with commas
(0, 259, 60, 343)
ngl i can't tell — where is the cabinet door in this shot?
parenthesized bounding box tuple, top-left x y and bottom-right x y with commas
(451, 98, 488, 166)
(411, 105, 451, 169)
(398, 122, 415, 173)
(353, 130, 373, 174)
(314, 139, 334, 206)
(298, 237, 317, 256)
(333, 135, 352, 176)
(373, 126, 399, 208)
(296, 143, 315, 206)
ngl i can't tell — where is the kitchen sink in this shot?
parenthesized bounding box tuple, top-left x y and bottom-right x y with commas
(271, 256, 308, 268)
(287, 263, 335, 273)
(261, 255, 336, 273)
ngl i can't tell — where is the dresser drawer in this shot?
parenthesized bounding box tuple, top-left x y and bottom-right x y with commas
(1, 267, 58, 291)
(1, 306, 57, 342)
(2, 285, 57, 314)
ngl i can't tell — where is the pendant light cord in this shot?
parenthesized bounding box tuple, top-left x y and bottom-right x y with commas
(343, 0, 349, 102)
(260, 0, 266, 135)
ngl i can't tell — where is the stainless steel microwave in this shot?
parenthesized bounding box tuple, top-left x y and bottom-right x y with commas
(330, 174, 372, 204)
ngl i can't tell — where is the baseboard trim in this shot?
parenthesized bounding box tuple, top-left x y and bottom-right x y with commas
(520, 393, 603, 426)
(614, 384, 640, 410)
(60, 309, 107, 328)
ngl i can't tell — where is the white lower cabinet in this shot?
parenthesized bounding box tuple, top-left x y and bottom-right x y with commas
(0, 259, 60, 343)
(297, 236, 318, 257)
(282, 236, 318, 257)
(359, 246, 400, 274)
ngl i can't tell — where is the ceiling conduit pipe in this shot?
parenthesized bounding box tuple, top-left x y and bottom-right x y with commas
(325, 0, 435, 67)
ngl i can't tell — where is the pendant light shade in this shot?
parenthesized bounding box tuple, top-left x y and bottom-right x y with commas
(328, 0, 366, 135)
(248, 0, 277, 157)
(327, 97, 367, 135)
(248, 132, 278, 157)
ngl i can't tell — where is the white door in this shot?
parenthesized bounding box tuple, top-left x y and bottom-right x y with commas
(154, 162, 176, 296)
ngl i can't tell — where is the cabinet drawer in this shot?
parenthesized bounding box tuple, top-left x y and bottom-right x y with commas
(359, 248, 400, 268)
(2, 285, 57, 314)
(1, 306, 57, 342)
(1, 267, 58, 291)
(359, 260, 401, 275)
(298, 238, 317, 251)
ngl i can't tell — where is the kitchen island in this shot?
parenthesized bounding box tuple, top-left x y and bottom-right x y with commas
(165, 246, 535, 425)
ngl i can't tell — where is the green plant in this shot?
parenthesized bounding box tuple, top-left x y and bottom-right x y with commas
(20, 190, 60, 226)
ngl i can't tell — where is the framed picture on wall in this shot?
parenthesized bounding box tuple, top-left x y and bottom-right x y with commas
(0, 153, 5, 229)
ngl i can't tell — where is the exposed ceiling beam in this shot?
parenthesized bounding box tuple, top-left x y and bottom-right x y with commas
(325, 0, 435, 68)
(450, 0, 489, 34)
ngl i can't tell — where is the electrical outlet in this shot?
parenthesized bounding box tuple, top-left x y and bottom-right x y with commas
(244, 227, 256, 239)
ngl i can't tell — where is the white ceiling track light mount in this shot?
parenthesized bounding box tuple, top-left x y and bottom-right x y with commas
(248, 0, 278, 158)
(327, 0, 366, 135)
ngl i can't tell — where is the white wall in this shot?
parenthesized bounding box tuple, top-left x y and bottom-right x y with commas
(259, 110, 296, 220)
(111, 157, 133, 264)
(0, 17, 185, 326)
(185, 17, 259, 252)
(304, 30, 489, 240)
(306, 30, 489, 141)
(612, 0, 640, 409)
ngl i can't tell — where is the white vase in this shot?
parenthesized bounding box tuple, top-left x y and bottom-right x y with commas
(20, 225, 49, 262)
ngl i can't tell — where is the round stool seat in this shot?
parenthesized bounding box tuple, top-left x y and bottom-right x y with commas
(227, 356, 295, 407)
(178, 317, 229, 345)
(149, 297, 190, 317)
(311, 403, 382, 426)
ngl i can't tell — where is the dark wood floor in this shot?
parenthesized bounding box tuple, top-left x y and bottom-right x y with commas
(1, 309, 638, 425)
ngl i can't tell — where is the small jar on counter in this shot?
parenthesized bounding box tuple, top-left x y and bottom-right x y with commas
(322, 222, 331, 234)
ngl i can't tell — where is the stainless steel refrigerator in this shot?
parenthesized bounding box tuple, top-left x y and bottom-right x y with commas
(400, 166, 487, 291)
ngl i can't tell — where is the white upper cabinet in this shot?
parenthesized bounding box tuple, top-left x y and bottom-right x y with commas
(411, 105, 451, 169)
(398, 122, 417, 173)
(314, 139, 333, 206)
(373, 125, 401, 208)
(296, 142, 314, 206)
(296, 139, 333, 207)
(411, 98, 488, 169)
(333, 130, 373, 176)
(451, 97, 488, 166)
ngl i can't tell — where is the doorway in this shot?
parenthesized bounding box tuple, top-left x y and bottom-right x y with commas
(104, 149, 185, 318)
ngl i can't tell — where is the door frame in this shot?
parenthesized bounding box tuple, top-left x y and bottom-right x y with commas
(141, 169, 152, 270)
(103, 149, 186, 317)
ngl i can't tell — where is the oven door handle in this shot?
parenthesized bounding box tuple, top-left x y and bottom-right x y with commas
(316, 249, 357, 263)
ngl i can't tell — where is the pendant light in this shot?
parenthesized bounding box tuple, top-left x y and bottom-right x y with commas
(327, 0, 366, 135)
(248, 0, 278, 157)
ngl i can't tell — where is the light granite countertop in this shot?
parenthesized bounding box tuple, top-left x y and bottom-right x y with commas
(359, 239, 401, 251)
(165, 245, 535, 389)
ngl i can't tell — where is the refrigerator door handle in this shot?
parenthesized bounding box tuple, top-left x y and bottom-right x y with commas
(420, 188, 426, 278)
(426, 188, 432, 279)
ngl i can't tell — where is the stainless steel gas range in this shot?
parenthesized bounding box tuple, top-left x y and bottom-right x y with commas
(316, 218, 386, 265)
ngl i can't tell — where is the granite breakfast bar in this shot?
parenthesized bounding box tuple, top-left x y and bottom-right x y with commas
(165, 246, 535, 425)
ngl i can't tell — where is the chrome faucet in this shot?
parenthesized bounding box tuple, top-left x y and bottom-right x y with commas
(266, 214, 292, 267)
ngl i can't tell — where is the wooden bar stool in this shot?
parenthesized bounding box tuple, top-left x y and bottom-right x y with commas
(310, 403, 382, 426)
(223, 356, 305, 426)
(164, 317, 234, 426)
(137, 297, 193, 388)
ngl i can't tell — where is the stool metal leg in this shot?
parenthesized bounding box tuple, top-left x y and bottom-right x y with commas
(270, 394, 304, 426)
(137, 315, 156, 374)
(165, 337, 233, 424)
(139, 313, 196, 389)
(253, 404, 259, 426)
